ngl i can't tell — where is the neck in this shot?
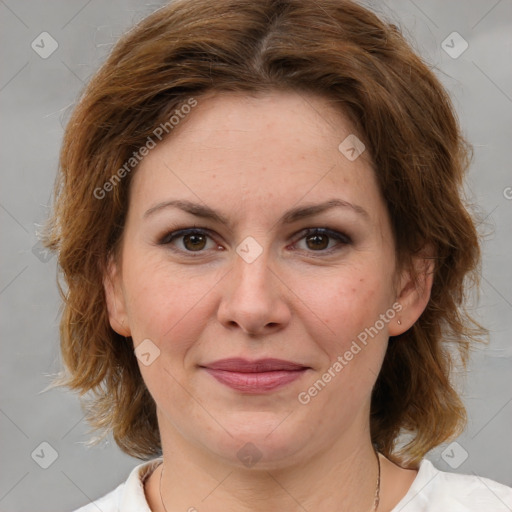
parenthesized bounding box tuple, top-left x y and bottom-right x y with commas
(150, 427, 380, 512)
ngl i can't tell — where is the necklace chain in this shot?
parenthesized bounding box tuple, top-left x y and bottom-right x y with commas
(159, 448, 381, 512)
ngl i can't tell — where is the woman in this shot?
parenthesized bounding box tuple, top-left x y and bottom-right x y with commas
(42, 0, 512, 510)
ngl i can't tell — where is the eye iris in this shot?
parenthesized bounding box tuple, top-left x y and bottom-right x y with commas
(306, 233, 329, 250)
(184, 233, 206, 251)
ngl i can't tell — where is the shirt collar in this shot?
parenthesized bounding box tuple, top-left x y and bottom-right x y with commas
(120, 456, 163, 511)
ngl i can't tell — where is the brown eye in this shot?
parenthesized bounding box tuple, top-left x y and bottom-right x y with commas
(294, 228, 352, 254)
(183, 232, 207, 251)
(159, 228, 217, 254)
(305, 233, 330, 250)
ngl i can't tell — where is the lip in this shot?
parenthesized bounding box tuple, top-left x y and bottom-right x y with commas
(200, 358, 310, 393)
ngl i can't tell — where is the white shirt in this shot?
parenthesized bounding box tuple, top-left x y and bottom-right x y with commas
(72, 456, 512, 511)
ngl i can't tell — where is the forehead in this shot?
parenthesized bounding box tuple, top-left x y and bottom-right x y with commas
(129, 90, 384, 225)
(150, 90, 362, 164)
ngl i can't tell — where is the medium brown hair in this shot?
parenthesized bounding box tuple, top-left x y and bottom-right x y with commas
(42, 0, 485, 466)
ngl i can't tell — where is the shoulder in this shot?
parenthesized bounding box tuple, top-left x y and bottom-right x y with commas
(71, 457, 163, 512)
(392, 458, 512, 511)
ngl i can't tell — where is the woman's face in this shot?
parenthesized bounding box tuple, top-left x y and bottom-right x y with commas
(105, 91, 411, 468)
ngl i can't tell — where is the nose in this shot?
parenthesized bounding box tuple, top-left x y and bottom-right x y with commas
(217, 246, 291, 337)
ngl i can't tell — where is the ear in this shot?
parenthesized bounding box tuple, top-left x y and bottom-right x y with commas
(388, 246, 435, 336)
(103, 253, 131, 337)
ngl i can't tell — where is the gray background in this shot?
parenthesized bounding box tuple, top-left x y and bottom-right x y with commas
(0, 0, 511, 511)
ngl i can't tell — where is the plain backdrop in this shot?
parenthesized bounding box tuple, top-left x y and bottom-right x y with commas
(0, 1, 511, 511)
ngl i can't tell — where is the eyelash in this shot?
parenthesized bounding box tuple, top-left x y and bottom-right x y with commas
(157, 226, 352, 257)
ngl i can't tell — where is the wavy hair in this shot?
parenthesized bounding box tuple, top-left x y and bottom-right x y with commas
(42, 0, 485, 465)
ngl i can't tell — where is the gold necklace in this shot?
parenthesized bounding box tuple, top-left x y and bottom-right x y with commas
(159, 448, 381, 511)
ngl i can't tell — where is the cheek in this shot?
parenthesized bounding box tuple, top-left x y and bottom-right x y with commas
(305, 269, 393, 354)
(304, 273, 392, 406)
(122, 255, 216, 348)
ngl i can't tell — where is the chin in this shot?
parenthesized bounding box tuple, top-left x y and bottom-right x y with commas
(198, 411, 312, 470)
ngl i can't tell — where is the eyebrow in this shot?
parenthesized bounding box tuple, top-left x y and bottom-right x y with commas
(143, 198, 369, 225)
